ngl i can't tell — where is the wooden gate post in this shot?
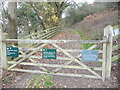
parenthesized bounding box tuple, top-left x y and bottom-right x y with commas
(104, 25, 113, 78)
(0, 30, 7, 70)
(102, 36, 107, 81)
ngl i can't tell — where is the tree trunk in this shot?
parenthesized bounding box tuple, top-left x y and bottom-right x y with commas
(7, 2, 18, 39)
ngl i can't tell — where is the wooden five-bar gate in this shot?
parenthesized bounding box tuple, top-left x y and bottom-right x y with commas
(0, 25, 114, 81)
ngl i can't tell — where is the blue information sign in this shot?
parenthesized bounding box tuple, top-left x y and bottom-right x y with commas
(7, 47, 19, 57)
(81, 50, 98, 62)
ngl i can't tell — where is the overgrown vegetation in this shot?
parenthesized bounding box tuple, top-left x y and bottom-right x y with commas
(28, 74, 54, 88)
(1, 1, 70, 38)
(64, 2, 118, 26)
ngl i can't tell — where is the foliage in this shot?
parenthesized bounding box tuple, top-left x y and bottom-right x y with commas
(94, 2, 118, 11)
(64, 2, 118, 26)
(28, 74, 53, 88)
(18, 3, 40, 33)
(2, 1, 70, 36)
(28, 1, 70, 28)
(17, 1, 70, 34)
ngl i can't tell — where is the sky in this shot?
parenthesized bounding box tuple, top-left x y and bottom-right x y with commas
(72, 0, 95, 4)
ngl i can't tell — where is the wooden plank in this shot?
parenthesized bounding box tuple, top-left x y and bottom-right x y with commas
(19, 28, 59, 47)
(0, 27, 2, 68)
(19, 26, 60, 45)
(52, 43, 102, 78)
(53, 60, 73, 72)
(8, 61, 102, 71)
(0, 28, 3, 69)
(87, 44, 97, 50)
(19, 48, 103, 53)
(29, 56, 73, 61)
(3, 39, 106, 44)
(112, 45, 119, 51)
(35, 28, 59, 39)
(21, 26, 60, 39)
(17, 55, 102, 62)
(1, 33, 7, 70)
(19, 51, 26, 56)
(10, 69, 101, 79)
(0, 8, 3, 70)
(39, 29, 59, 40)
(112, 55, 120, 62)
(29, 58, 47, 72)
(102, 37, 107, 81)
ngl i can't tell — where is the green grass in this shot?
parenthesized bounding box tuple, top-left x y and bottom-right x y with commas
(82, 43, 94, 49)
(71, 29, 95, 49)
(28, 74, 53, 88)
(71, 29, 88, 40)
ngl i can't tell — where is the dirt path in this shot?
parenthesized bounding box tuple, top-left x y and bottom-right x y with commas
(2, 28, 118, 88)
(3, 73, 34, 88)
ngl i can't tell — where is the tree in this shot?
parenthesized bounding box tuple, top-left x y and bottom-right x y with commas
(7, 2, 18, 39)
(17, 3, 42, 34)
(28, 1, 70, 28)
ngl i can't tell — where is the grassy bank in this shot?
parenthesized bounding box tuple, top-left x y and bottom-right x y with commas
(71, 29, 94, 49)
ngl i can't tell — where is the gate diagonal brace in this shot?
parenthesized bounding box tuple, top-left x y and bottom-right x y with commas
(8, 43, 48, 70)
(53, 60, 73, 72)
(51, 43, 102, 79)
(29, 58, 47, 72)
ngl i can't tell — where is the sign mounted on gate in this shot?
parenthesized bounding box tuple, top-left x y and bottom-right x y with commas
(42, 48, 56, 59)
(7, 47, 19, 57)
(81, 50, 98, 62)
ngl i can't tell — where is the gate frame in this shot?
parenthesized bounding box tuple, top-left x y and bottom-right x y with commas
(0, 25, 113, 81)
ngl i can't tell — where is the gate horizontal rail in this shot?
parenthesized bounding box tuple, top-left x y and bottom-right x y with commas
(10, 69, 101, 79)
(3, 39, 107, 44)
(8, 61, 102, 71)
(17, 55, 102, 62)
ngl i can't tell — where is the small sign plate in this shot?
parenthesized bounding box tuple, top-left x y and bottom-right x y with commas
(7, 47, 19, 57)
(81, 50, 98, 62)
(42, 48, 56, 59)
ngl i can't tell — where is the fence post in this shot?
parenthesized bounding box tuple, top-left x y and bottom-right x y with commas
(2, 34, 7, 70)
(104, 25, 113, 78)
(102, 36, 107, 81)
(0, 29, 2, 69)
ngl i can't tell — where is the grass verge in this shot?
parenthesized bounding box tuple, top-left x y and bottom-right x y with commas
(28, 74, 54, 88)
(71, 29, 95, 49)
